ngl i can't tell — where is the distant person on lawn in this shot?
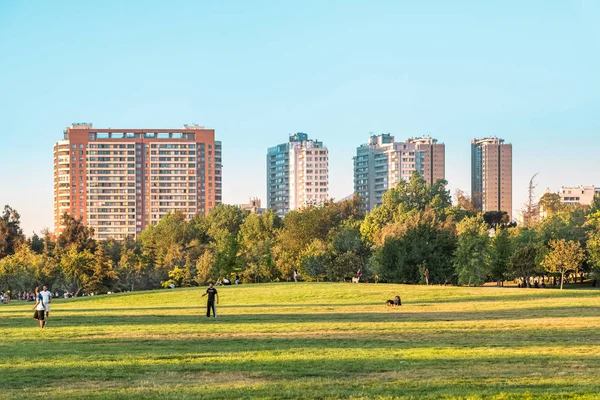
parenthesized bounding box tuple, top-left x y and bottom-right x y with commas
(201, 283, 219, 318)
(40, 285, 52, 318)
(386, 295, 402, 307)
(32, 287, 46, 328)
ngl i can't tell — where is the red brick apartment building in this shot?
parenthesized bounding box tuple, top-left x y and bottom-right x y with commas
(53, 123, 222, 240)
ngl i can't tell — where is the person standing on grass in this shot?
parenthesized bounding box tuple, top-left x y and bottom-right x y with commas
(201, 283, 218, 318)
(32, 287, 46, 328)
(40, 285, 52, 319)
(293, 269, 299, 282)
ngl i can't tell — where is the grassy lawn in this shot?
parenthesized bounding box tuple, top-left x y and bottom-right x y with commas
(1, 283, 600, 399)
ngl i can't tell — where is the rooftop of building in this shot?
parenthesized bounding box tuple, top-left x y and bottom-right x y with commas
(560, 185, 598, 191)
(407, 136, 439, 144)
(63, 123, 215, 141)
(268, 133, 325, 152)
(66, 122, 211, 133)
(289, 132, 323, 146)
(359, 133, 442, 148)
(472, 136, 508, 145)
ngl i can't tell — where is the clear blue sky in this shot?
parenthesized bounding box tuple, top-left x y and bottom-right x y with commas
(1, 0, 599, 235)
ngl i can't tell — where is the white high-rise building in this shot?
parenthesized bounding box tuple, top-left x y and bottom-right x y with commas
(267, 133, 329, 216)
(353, 134, 445, 211)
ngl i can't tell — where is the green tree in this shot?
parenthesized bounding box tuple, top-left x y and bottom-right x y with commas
(139, 235, 161, 288)
(0, 205, 25, 258)
(181, 257, 196, 287)
(370, 208, 456, 284)
(538, 192, 563, 216)
(489, 227, 513, 285)
(40, 229, 62, 290)
(327, 251, 362, 282)
(587, 211, 600, 285)
(195, 250, 217, 284)
(506, 227, 542, 287)
(238, 211, 281, 282)
(454, 216, 491, 286)
(56, 213, 95, 253)
(102, 238, 124, 268)
(87, 242, 118, 293)
(483, 211, 510, 231)
(165, 263, 194, 288)
(371, 237, 417, 283)
(360, 171, 451, 245)
(588, 230, 600, 287)
(140, 212, 191, 266)
(299, 239, 328, 281)
(325, 221, 370, 280)
(541, 239, 585, 289)
(117, 238, 146, 291)
(59, 242, 116, 295)
(590, 194, 600, 214)
(206, 205, 246, 279)
(274, 207, 332, 279)
(508, 244, 538, 287)
(28, 233, 44, 254)
(0, 244, 44, 291)
(536, 209, 588, 245)
(60, 244, 94, 296)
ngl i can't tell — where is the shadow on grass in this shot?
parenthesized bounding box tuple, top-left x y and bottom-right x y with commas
(2, 305, 599, 324)
(2, 345, 600, 392)
(2, 324, 600, 361)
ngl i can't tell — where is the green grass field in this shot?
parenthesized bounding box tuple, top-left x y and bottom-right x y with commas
(1, 283, 600, 399)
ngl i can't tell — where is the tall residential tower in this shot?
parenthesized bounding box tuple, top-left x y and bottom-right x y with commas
(471, 137, 512, 217)
(353, 134, 445, 211)
(53, 123, 222, 240)
(267, 133, 329, 216)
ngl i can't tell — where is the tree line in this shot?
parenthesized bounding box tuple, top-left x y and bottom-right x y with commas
(2, 172, 600, 295)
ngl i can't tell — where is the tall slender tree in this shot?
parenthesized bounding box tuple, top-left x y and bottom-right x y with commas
(521, 173, 539, 228)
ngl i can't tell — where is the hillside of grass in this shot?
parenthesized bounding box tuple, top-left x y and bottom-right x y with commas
(1, 283, 600, 399)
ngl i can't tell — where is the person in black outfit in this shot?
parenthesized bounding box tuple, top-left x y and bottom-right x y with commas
(201, 283, 219, 318)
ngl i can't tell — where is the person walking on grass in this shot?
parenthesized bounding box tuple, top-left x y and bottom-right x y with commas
(201, 283, 219, 318)
(40, 285, 52, 319)
(32, 287, 46, 328)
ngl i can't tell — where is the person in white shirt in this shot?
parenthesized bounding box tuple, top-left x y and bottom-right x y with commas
(32, 287, 46, 328)
(40, 285, 52, 318)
